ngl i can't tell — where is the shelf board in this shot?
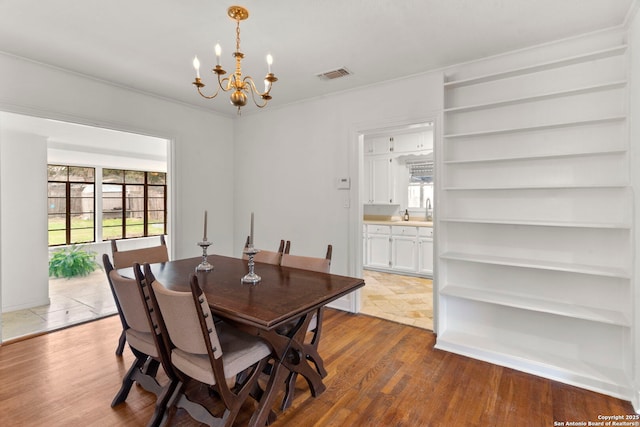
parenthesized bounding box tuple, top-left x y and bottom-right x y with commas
(439, 217, 631, 230)
(435, 330, 633, 399)
(440, 251, 630, 279)
(440, 284, 630, 326)
(443, 45, 628, 89)
(443, 183, 629, 191)
(443, 116, 626, 139)
(443, 149, 627, 165)
(444, 81, 627, 113)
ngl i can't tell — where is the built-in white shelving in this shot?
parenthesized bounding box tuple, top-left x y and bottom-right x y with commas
(443, 81, 626, 114)
(440, 251, 630, 279)
(438, 36, 633, 401)
(443, 116, 626, 139)
(443, 45, 627, 88)
(440, 217, 630, 230)
(443, 148, 627, 165)
(440, 284, 630, 326)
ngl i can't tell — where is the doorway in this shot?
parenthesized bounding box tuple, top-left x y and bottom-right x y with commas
(0, 112, 169, 342)
(358, 120, 435, 331)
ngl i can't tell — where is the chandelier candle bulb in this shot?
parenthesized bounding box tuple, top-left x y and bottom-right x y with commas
(267, 54, 273, 74)
(215, 43, 221, 66)
(193, 56, 201, 79)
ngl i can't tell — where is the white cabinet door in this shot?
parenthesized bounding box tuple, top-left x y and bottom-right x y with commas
(370, 156, 394, 204)
(418, 237, 434, 276)
(365, 136, 391, 154)
(367, 234, 391, 268)
(391, 236, 417, 271)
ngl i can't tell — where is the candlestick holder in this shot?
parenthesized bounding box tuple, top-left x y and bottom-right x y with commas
(196, 240, 214, 271)
(242, 246, 261, 284)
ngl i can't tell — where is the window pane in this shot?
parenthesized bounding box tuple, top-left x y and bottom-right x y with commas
(102, 220, 122, 240)
(126, 184, 144, 197)
(71, 228, 94, 244)
(48, 214, 66, 230)
(103, 168, 124, 183)
(408, 184, 422, 208)
(148, 172, 166, 185)
(125, 170, 144, 184)
(147, 211, 165, 235)
(148, 185, 165, 198)
(48, 165, 68, 181)
(68, 167, 94, 182)
(126, 198, 144, 216)
(48, 197, 66, 214)
(48, 229, 66, 246)
(125, 216, 144, 238)
(48, 182, 66, 196)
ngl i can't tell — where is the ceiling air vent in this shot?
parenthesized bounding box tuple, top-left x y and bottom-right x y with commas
(316, 67, 352, 80)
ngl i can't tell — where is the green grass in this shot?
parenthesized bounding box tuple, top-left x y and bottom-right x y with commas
(48, 217, 161, 246)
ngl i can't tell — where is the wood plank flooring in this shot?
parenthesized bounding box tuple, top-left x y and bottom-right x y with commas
(0, 309, 635, 426)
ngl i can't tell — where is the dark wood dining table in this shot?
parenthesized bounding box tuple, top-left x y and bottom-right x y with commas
(127, 254, 364, 427)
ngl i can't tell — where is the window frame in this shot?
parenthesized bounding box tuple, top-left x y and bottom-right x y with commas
(101, 168, 167, 240)
(47, 165, 96, 247)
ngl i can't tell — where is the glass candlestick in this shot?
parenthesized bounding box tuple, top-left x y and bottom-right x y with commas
(196, 240, 214, 271)
(241, 246, 261, 284)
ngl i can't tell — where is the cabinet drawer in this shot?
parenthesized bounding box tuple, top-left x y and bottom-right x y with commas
(419, 227, 434, 237)
(367, 225, 391, 235)
(392, 226, 418, 236)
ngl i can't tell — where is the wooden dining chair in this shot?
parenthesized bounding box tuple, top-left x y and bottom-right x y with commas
(103, 255, 171, 426)
(110, 235, 169, 356)
(279, 244, 332, 409)
(242, 236, 290, 265)
(145, 264, 272, 427)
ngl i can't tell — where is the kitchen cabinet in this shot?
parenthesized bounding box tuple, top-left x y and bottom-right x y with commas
(391, 133, 431, 153)
(363, 223, 432, 277)
(391, 235, 417, 271)
(365, 225, 391, 268)
(364, 135, 391, 154)
(418, 227, 434, 275)
(363, 156, 395, 204)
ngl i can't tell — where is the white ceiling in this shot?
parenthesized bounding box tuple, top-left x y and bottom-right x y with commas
(0, 0, 635, 117)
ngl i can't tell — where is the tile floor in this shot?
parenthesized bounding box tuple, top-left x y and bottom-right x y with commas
(360, 269, 433, 331)
(1, 270, 116, 342)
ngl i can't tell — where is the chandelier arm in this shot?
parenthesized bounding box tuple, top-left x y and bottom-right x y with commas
(243, 77, 269, 108)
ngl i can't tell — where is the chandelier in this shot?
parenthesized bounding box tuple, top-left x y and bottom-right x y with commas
(192, 5, 278, 113)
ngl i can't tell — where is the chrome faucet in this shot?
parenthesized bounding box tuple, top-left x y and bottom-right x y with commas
(426, 198, 432, 221)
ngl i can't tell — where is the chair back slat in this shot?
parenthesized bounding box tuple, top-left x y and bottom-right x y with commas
(150, 280, 222, 358)
(242, 238, 287, 265)
(254, 250, 282, 265)
(113, 245, 169, 269)
(280, 244, 332, 273)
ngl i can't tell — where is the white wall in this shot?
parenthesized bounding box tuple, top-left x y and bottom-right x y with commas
(0, 53, 235, 312)
(0, 130, 49, 311)
(232, 72, 443, 312)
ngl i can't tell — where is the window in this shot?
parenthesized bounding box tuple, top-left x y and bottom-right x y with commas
(407, 162, 434, 210)
(102, 169, 166, 240)
(48, 165, 95, 246)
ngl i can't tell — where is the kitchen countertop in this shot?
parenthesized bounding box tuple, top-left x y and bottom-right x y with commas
(364, 219, 433, 227)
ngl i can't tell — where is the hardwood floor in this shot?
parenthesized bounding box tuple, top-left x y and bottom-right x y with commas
(0, 309, 635, 426)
